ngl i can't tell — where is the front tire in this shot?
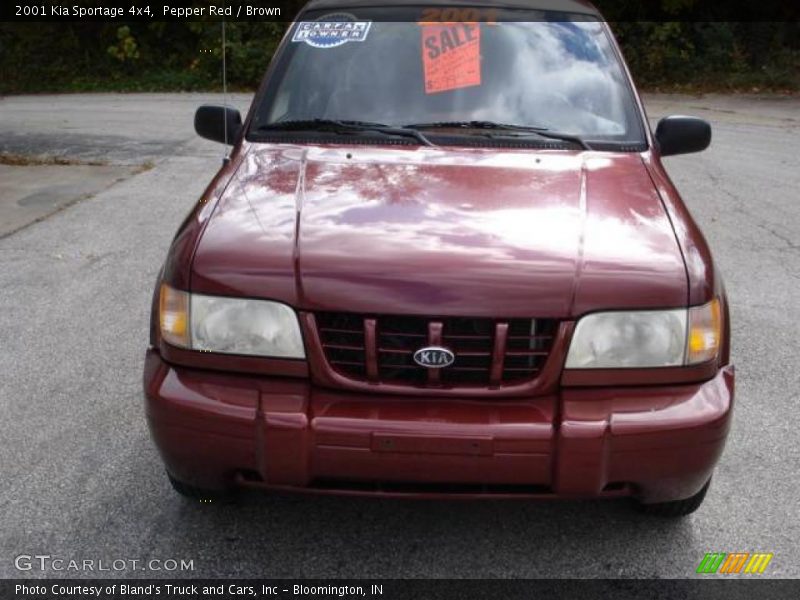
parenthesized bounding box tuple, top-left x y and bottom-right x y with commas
(636, 479, 711, 517)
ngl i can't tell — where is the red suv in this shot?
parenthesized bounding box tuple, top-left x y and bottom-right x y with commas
(144, 0, 733, 516)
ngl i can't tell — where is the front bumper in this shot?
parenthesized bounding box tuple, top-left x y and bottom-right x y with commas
(143, 349, 734, 503)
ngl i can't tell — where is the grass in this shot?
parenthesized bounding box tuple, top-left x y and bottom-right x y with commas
(0, 153, 155, 174)
(0, 69, 220, 95)
(638, 70, 799, 96)
(0, 153, 109, 167)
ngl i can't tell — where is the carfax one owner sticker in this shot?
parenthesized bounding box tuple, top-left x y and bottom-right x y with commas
(292, 13, 372, 48)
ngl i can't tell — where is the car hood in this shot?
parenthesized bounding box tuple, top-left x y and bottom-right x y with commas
(191, 144, 687, 318)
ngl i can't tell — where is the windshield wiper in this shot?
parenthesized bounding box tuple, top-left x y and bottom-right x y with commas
(404, 120, 590, 150)
(253, 119, 435, 147)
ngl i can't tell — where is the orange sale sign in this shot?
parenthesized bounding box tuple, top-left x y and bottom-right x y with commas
(421, 23, 482, 94)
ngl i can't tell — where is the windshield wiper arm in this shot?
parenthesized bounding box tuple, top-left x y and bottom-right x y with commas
(405, 120, 590, 150)
(254, 119, 435, 147)
(258, 118, 387, 131)
(515, 129, 591, 150)
(406, 120, 548, 132)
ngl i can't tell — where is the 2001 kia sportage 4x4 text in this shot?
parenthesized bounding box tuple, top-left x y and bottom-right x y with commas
(144, 0, 733, 516)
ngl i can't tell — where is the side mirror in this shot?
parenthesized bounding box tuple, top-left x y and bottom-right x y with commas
(655, 116, 711, 157)
(194, 105, 242, 145)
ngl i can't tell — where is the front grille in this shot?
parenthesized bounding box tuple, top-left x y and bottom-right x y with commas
(316, 312, 558, 388)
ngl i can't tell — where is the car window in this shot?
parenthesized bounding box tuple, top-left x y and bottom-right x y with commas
(251, 11, 645, 145)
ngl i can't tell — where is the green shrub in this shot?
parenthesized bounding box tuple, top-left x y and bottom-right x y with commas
(0, 18, 795, 94)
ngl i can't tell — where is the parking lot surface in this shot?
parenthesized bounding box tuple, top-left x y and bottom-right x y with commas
(0, 92, 798, 578)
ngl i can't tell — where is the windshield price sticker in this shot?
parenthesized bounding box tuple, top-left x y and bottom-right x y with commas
(292, 13, 372, 48)
(422, 23, 482, 94)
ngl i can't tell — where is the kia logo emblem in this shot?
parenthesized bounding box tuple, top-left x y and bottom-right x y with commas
(413, 346, 455, 369)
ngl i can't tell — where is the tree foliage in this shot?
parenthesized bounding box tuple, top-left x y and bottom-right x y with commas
(0, 15, 796, 94)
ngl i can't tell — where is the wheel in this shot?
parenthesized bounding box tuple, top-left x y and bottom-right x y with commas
(636, 479, 711, 517)
(167, 472, 235, 503)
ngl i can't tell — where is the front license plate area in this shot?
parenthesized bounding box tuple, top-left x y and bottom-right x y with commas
(371, 433, 493, 456)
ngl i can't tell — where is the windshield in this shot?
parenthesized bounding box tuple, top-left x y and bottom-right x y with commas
(250, 10, 645, 146)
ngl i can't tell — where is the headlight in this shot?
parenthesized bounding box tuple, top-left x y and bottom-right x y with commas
(565, 299, 721, 369)
(158, 284, 305, 359)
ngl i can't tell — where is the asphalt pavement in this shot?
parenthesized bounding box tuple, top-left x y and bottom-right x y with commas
(0, 92, 798, 579)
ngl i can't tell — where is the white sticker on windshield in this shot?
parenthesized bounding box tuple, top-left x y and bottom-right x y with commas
(292, 13, 372, 48)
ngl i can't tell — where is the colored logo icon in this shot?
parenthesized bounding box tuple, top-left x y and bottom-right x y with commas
(697, 552, 773, 574)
